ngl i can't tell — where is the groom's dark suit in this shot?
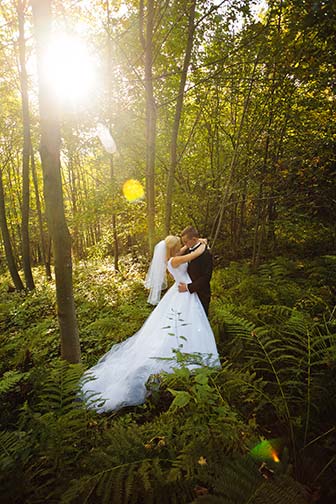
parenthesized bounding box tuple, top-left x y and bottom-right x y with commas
(185, 243, 213, 316)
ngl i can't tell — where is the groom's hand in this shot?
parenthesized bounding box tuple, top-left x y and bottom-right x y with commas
(178, 282, 188, 292)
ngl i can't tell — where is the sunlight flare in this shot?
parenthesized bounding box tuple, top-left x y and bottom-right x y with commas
(43, 34, 96, 105)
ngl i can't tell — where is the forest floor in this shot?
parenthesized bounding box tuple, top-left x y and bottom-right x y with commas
(0, 254, 335, 503)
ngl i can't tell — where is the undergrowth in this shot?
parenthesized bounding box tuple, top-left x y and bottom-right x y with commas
(0, 255, 335, 503)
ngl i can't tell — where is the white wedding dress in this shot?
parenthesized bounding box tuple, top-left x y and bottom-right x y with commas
(81, 259, 220, 412)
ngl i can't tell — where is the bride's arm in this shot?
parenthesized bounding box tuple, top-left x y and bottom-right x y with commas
(170, 243, 206, 268)
(174, 245, 188, 256)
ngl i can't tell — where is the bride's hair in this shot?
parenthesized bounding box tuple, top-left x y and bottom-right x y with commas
(164, 235, 181, 259)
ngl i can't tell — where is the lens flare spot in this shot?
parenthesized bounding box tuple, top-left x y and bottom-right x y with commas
(271, 450, 280, 463)
(96, 123, 117, 153)
(122, 179, 144, 202)
(250, 439, 281, 463)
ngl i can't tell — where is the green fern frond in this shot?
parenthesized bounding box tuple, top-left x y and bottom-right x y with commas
(194, 456, 307, 504)
(253, 474, 308, 504)
(37, 360, 85, 415)
(87, 316, 118, 337)
(61, 457, 194, 504)
(0, 370, 28, 395)
(235, 307, 334, 460)
(250, 305, 293, 326)
(258, 259, 294, 282)
(211, 303, 256, 350)
(0, 430, 28, 468)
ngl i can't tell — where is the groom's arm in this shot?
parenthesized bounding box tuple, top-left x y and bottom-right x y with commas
(187, 254, 213, 294)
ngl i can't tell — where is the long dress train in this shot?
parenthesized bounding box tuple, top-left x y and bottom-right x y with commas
(81, 259, 220, 412)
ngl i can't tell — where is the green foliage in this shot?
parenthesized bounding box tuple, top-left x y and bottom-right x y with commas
(211, 256, 336, 322)
(5, 286, 56, 329)
(0, 370, 28, 395)
(0, 429, 31, 499)
(13, 360, 101, 502)
(62, 457, 195, 504)
(194, 455, 308, 504)
(0, 0, 335, 498)
(33, 360, 85, 415)
(211, 257, 336, 499)
(0, 256, 335, 502)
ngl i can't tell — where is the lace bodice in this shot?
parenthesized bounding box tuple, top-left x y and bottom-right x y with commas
(167, 259, 191, 284)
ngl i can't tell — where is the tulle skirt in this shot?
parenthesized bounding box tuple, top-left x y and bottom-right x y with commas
(81, 283, 220, 412)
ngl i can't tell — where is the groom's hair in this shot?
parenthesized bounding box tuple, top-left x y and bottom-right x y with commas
(181, 226, 199, 240)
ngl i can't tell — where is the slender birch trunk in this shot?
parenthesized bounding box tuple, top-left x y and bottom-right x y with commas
(17, 0, 35, 289)
(140, 0, 156, 253)
(106, 0, 119, 270)
(31, 146, 52, 279)
(165, 0, 196, 234)
(0, 168, 25, 291)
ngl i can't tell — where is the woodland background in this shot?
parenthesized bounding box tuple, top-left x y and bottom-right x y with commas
(0, 0, 335, 503)
(1, 0, 335, 280)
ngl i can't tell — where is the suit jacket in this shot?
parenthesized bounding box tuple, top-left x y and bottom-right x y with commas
(184, 244, 213, 315)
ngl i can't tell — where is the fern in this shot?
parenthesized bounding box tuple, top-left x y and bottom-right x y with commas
(194, 456, 308, 504)
(0, 430, 32, 503)
(216, 304, 256, 336)
(87, 316, 120, 339)
(36, 360, 85, 415)
(214, 298, 335, 482)
(62, 457, 195, 504)
(0, 430, 29, 469)
(211, 302, 256, 359)
(0, 370, 28, 395)
(258, 258, 295, 283)
(14, 362, 103, 503)
(248, 305, 293, 327)
(235, 311, 332, 461)
(253, 474, 309, 504)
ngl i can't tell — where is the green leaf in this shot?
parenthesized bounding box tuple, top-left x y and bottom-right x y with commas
(167, 389, 191, 409)
(194, 373, 209, 385)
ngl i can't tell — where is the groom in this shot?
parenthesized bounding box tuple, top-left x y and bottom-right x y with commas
(178, 226, 213, 316)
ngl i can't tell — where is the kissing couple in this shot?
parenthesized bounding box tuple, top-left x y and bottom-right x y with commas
(81, 226, 220, 412)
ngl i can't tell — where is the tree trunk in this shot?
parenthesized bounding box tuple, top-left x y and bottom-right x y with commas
(67, 150, 80, 258)
(267, 194, 276, 253)
(8, 150, 22, 269)
(165, 0, 196, 234)
(256, 203, 267, 267)
(237, 184, 247, 253)
(0, 169, 25, 291)
(110, 158, 119, 271)
(31, 0, 80, 363)
(17, 0, 35, 290)
(106, 0, 119, 271)
(252, 183, 263, 269)
(140, 0, 156, 253)
(230, 194, 238, 257)
(31, 145, 52, 279)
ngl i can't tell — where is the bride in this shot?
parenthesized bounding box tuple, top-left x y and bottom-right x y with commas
(81, 235, 220, 412)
